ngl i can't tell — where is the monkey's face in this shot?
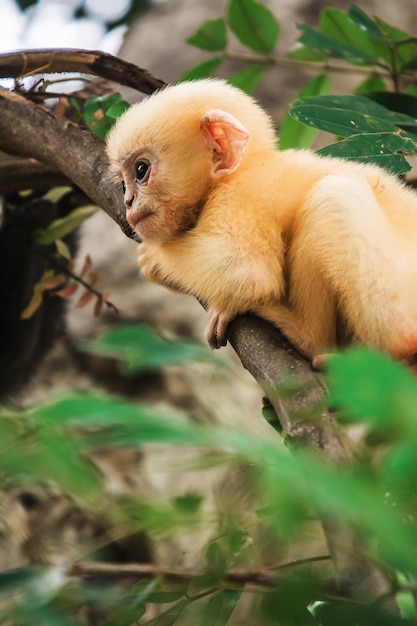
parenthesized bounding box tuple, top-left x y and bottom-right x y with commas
(107, 84, 253, 242)
(117, 143, 216, 243)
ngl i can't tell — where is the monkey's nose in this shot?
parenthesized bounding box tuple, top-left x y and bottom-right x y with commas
(124, 191, 135, 208)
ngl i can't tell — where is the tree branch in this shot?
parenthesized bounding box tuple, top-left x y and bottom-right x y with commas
(0, 49, 166, 94)
(228, 315, 392, 597)
(0, 86, 137, 240)
(69, 560, 284, 588)
(0, 157, 68, 194)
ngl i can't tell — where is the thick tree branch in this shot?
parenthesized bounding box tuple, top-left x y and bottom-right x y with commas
(0, 49, 166, 93)
(227, 315, 391, 597)
(0, 157, 68, 194)
(0, 86, 136, 239)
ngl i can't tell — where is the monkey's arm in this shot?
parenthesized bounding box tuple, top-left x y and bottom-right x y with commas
(138, 229, 287, 347)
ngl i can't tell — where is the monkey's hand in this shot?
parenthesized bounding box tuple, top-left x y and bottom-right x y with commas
(206, 308, 234, 349)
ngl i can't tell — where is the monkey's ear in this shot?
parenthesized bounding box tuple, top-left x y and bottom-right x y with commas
(200, 109, 249, 174)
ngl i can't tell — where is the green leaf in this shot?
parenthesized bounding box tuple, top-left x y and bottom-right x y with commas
(187, 18, 227, 51)
(145, 591, 185, 604)
(373, 16, 417, 71)
(172, 492, 204, 514)
(30, 422, 102, 500)
(29, 391, 204, 449)
(261, 580, 318, 625)
(55, 238, 71, 260)
(289, 94, 417, 138)
(320, 7, 382, 61)
(354, 75, 386, 94)
(317, 133, 414, 175)
(363, 91, 417, 135)
(287, 42, 325, 62)
(290, 99, 397, 137)
(347, 5, 386, 41)
(227, 0, 279, 53)
(279, 73, 330, 149)
(79, 324, 208, 373)
(103, 605, 146, 626)
(84, 93, 129, 139)
(180, 57, 222, 81)
(200, 590, 241, 626)
(326, 348, 417, 432)
(296, 23, 377, 65)
(228, 64, 265, 94)
(105, 100, 130, 121)
(34, 205, 98, 244)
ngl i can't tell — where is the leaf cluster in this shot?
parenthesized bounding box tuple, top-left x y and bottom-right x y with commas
(184, 2, 417, 174)
(2, 342, 417, 624)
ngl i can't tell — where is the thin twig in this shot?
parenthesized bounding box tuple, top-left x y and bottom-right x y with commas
(68, 555, 331, 589)
(36, 246, 119, 314)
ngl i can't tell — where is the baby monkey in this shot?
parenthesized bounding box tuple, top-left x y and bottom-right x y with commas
(106, 79, 417, 363)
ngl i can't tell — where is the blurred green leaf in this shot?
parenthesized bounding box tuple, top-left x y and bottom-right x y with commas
(373, 16, 417, 71)
(205, 542, 227, 579)
(287, 42, 325, 62)
(261, 580, 318, 625)
(317, 133, 414, 174)
(180, 57, 222, 81)
(354, 75, 387, 93)
(326, 348, 417, 433)
(320, 7, 382, 61)
(32, 423, 102, 500)
(187, 19, 227, 51)
(228, 0, 279, 53)
(228, 64, 266, 94)
(172, 492, 204, 515)
(103, 604, 146, 626)
(227, 528, 250, 554)
(348, 5, 386, 41)
(145, 591, 185, 604)
(79, 324, 208, 373)
(0, 409, 101, 501)
(313, 599, 399, 626)
(34, 205, 98, 244)
(296, 23, 377, 65)
(0, 568, 41, 597)
(279, 73, 330, 149)
(29, 391, 203, 448)
(200, 590, 241, 626)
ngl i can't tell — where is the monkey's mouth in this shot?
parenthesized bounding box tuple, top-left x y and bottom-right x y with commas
(127, 209, 156, 229)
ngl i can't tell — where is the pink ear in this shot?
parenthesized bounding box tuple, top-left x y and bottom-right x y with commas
(200, 109, 249, 174)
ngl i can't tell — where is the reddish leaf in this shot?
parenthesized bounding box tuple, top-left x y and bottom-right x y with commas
(55, 283, 79, 298)
(76, 290, 94, 308)
(80, 254, 93, 278)
(94, 295, 105, 317)
(89, 271, 99, 287)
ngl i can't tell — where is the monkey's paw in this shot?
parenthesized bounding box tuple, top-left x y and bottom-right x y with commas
(206, 309, 232, 349)
(311, 353, 330, 370)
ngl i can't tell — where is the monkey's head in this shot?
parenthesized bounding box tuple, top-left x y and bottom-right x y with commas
(106, 79, 276, 242)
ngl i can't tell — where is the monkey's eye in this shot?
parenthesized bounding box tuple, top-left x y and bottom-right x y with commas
(122, 180, 126, 194)
(135, 159, 151, 184)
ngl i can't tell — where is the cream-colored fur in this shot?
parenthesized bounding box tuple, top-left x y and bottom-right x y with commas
(106, 79, 417, 360)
